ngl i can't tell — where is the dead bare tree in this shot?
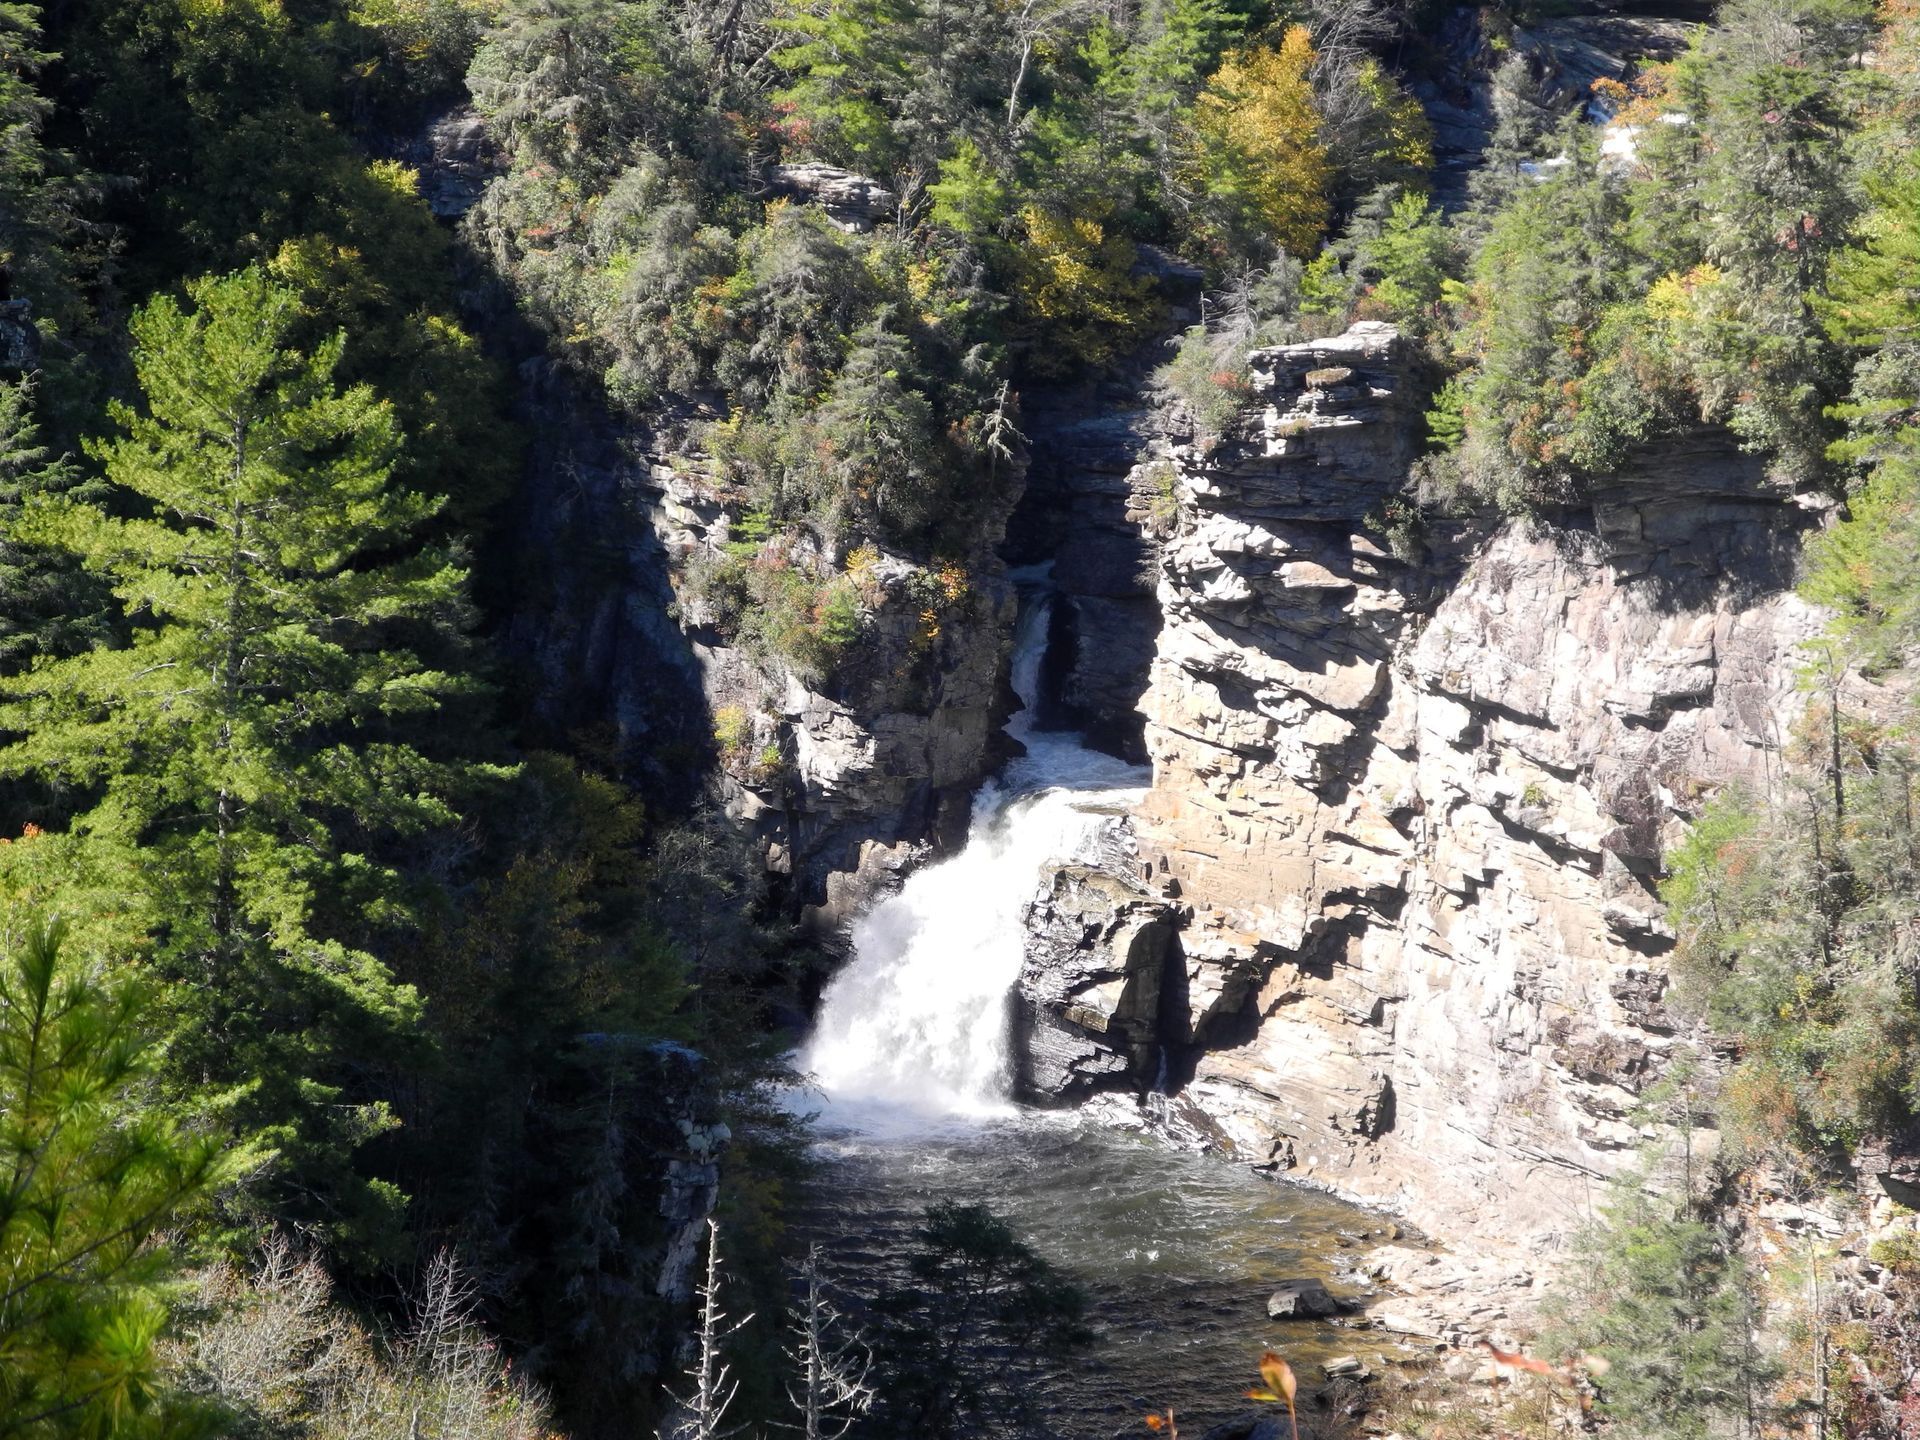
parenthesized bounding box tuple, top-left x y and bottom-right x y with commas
(1005, 0, 1103, 142)
(662, 1221, 754, 1440)
(785, 1245, 874, 1440)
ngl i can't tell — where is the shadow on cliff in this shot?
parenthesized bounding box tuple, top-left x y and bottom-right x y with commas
(1003, 348, 1180, 765)
(485, 356, 716, 815)
(1534, 429, 1819, 616)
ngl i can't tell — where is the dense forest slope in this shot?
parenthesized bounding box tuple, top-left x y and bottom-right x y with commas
(0, 0, 1915, 1437)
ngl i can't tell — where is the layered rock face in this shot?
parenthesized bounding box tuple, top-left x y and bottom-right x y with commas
(1038, 321, 1823, 1278)
(659, 472, 1017, 926)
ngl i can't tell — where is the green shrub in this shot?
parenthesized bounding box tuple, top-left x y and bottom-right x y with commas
(713, 704, 752, 758)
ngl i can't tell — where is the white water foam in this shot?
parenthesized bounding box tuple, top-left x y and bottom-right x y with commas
(799, 593, 1147, 1122)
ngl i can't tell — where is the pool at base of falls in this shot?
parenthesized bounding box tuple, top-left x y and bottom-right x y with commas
(788, 1102, 1399, 1438)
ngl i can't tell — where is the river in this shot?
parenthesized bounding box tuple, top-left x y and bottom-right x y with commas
(790, 587, 1395, 1437)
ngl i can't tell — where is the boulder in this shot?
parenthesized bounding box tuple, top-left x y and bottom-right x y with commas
(1014, 834, 1175, 1103)
(1266, 1278, 1347, 1319)
(1858, 1121, 1920, 1207)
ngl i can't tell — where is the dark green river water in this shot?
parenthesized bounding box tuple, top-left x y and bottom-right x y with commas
(793, 1102, 1409, 1437)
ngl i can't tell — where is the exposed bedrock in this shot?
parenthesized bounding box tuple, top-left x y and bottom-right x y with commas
(652, 456, 1017, 930)
(1013, 818, 1175, 1103)
(493, 345, 1015, 925)
(420, 101, 1021, 930)
(1014, 320, 1826, 1297)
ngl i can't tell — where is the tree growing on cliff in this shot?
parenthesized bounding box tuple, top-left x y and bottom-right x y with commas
(0, 265, 496, 1263)
(1547, 1179, 1775, 1440)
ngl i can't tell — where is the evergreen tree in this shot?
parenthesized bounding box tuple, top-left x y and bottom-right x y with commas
(468, 0, 646, 174)
(0, 380, 108, 675)
(1126, 0, 1239, 179)
(0, 918, 238, 1440)
(769, 0, 921, 171)
(1550, 1183, 1776, 1440)
(0, 266, 498, 1263)
(1805, 153, 1920, 653)
(1461, 52, 1556, 232)
(1686, 0, 1872, 482)
(0, 2, 94, 407)
(1450, 153, 1641, 506)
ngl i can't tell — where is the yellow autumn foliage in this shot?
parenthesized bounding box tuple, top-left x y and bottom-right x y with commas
(1187, 26, 1331, 261)
(1011, 204, 1159, 375)
(1354, 58, 1433, 177)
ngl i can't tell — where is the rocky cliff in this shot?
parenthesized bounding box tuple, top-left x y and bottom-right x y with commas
(655, 457, 1017, 929)
(497, 369, 1017, 925)
(1016, 321, 1826, 1327)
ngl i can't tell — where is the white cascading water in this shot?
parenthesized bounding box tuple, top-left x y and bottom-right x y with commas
(800, 590, 1148, 1119)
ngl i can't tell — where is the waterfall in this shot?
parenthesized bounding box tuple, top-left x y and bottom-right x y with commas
(800, 590, 1147, 1120)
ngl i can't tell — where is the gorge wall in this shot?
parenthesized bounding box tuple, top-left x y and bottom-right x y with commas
(450, 95, 1829, 1314)
(1016, 322, 1827, 1309)
(492, 338, 1016, 930)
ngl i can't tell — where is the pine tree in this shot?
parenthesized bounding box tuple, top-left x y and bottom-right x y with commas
(1550, 1183, 1777, 1440)
(0, 266, 497, 1263)
(0, 380, 109, 675)
(1125, 0, 1238, 193)
(0, 2, 94, 402)
(768, 0, 920, 171)
(0, 918, 238, 1440)
(1687, 0, 1872, 483)
(1804, 153, 1920, 651)
(462, 0, 637, 169)
(1462, 53, 1556, 230)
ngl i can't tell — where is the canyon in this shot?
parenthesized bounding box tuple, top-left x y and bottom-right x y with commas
(449, 4, 1841, 1346)
(1018, 322, 1823, 1333)
(503, 301, 1827, 1338)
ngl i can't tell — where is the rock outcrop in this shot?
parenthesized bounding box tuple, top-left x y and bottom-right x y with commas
(1014, 818, 1175, 1102)
(424, 105, 1020, 924)
(404, 106, 502, 220)
(655, 461, 1017, 927)
(505, 394, 1016, 920)
(766, 162, 898, 231)
(1008, 380, 1170, 761)
(1014, 320, 1825, 1308)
